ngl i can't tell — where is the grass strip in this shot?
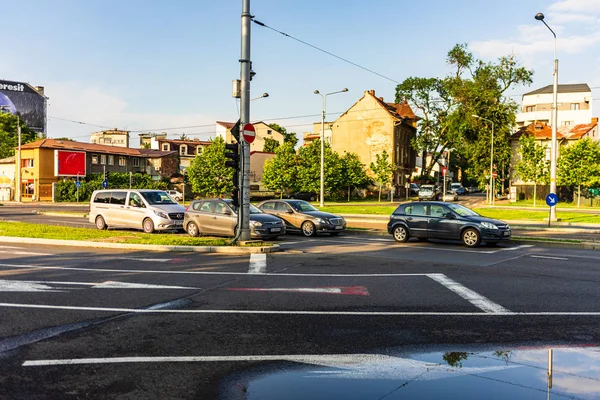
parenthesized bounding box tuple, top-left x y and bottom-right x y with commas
(473, 208, 600, 224)
(0, 221, 269, 247)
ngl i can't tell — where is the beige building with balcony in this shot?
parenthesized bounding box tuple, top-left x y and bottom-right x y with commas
(216, 121, 284, 152)
(90, 128, 130, 147)
(516, 84, 592, 128)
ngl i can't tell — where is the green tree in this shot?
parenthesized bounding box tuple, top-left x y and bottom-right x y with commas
(262, 142, 297, 198)
(515, 134, 549, 206)
(341, 152, 370, 201)
(54, 173, 167, 202)
(370, 150, 394, 202)
(0, 112, 39, 159)
(558, 138, 600, 207)
(268, 123, 298, 147)
(263, 137, 280, 153)
(296, 140, 343, 201)
(187, 136, 233, 197)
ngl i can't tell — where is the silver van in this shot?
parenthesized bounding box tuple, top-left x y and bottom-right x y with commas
(89, 189, 186, 233)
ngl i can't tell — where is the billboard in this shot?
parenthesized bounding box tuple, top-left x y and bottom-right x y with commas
(54, 150, 86, 177)
(0, 80, 46, 134)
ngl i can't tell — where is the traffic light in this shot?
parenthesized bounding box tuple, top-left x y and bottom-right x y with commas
(104, 170, 108, 181)
(183, 172, 188, 184)
(225, 143, 239, 170)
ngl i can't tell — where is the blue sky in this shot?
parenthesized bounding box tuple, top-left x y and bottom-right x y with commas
(2, 0, 599, 145)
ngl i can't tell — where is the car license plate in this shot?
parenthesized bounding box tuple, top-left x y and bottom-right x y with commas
(503, 231, 510, 237)
(270, 228, 281, 233)
(335, 225, 343, 230)
(174, 221, 183, 226)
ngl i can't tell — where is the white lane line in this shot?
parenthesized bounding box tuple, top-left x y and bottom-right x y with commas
(0, 263, 432, 277)
(248, 253, 267, 274)
(2, 302, 600, 316)
(530, 255, 569, 261)
(0, 245, 25, 250)
(498, 245, 534, 252)
(485, 254, 528, 267)
(114, 258, 172, 263)
(0, 279, 197, 290)
(0, 250, 52, 256)
(426, 273, 512, 314)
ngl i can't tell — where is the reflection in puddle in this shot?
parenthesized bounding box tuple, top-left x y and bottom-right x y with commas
(227, 346, 600, 399)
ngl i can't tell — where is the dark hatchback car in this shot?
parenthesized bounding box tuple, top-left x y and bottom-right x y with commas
(387, 201, 511, 247)
(289, 191, 318, 201)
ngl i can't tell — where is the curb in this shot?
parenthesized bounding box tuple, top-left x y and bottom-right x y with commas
(0, 236, 279, 254)
(35, 211, 88, 218)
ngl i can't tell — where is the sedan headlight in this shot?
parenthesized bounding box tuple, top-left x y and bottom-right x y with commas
(250, 220, 262, 227)
(153, 210, 168, 219)
(315, 218, 327, 224)
(481, 221, 499, 230)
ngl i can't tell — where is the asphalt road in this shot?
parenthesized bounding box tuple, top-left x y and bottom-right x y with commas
(1, 236, 600, 399)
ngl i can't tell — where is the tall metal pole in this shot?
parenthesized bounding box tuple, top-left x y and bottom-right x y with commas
(320, 97, 326, 207)
(491, 121, 494, 206)
(239, 0, 252, 241)
(17, 115, 22, 203)
(536, 13, 558, 221)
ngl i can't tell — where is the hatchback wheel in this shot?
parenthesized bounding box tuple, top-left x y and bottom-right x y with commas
(301, 221, 316, 237)
(462, 228, 481, 247)
(143, 218, 155, 234)
(187, 222, 200, 237)
(393, 225, 409, 243)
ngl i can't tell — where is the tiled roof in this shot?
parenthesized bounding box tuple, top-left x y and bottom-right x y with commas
(20, 139, 176, 158)
(0, 156, 15, 164)
(368, 90, 419, 121)
(523, 83, 591, 96)
(512, 121, 598, 140)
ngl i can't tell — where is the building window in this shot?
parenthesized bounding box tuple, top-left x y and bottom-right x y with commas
(133, 158, 140, 167)
(525, 105, 536, 112)
(562, 121, 573, 126)
(100, 154, 106, 165)
(180, 145, 187, 155)
(21, 159, 34, 168)
(267, 130, 272, 135)
(162, 144, 169, 151)
(196, 146, 203, 154)
(570, 103, 580, 111)
(92, 154, 98, 164)
(108, 155, 114, 165)
(119, 157, 126, 166)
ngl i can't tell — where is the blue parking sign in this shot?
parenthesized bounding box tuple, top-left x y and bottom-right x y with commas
(102, 180, 108, 189)
(75, 181, 81, 188)
(546, 193, 558, 207)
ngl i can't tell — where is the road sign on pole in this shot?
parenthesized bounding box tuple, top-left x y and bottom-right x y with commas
(102, 180, 108, 189)
(492, 171, 498, 178)
(243, 123, 256, 144)
(546, 193, 558, 227)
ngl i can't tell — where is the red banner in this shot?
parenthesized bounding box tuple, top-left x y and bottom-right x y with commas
(55, 150, 86, 176)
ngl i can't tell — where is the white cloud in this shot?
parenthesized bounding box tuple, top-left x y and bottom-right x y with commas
(46, 82, 219, 145)
(549, 0, 600, 14)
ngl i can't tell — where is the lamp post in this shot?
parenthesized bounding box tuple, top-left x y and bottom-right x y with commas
(314, 88, 348, 207)
(536, 12, 558, 221)
(250, 93, 269, 101)
(1, 106, 21, 203)
(472, 115, 495, 205)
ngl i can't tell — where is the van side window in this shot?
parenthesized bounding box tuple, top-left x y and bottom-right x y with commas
(129, 192, 143, 207)
(94, 192, 111, 204)
(110, 191, 127, 205)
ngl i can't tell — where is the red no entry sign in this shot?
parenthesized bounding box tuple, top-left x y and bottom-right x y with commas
(243, 123, 256, 144)
(492, 172, 498, 178)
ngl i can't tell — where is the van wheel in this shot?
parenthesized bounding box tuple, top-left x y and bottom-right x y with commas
(462, 228, 481, 247)
(187, 222, 200, 237)
(95, 216, 107, 230)
(143, 218, 155, 234)
(393, 225, 409, 243)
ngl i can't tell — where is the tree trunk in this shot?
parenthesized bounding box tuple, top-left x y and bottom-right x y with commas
(348, 185, 351, 202)
(578, 185, 581, 208)
(378, 183, 382, 203)
(533, 184, 536, 207)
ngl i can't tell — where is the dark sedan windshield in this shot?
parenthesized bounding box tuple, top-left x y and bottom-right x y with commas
(289, 201, 319, 212)
(447, 203, 479, 217)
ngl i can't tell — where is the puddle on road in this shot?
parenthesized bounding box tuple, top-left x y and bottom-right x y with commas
(222, 346, 600, 399)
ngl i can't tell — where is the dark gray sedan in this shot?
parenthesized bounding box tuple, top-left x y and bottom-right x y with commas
(256, 199, 346, 237)
(387, 201, 511, 247)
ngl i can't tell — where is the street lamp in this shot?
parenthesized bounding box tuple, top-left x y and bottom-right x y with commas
(0, 106, 21, 203)
(314, 88, 348, 207)
(472, 115, 495, 205)
(250, 92, 269, 101)
(536, 12, 559, 221)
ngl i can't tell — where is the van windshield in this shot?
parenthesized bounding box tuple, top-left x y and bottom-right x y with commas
(140, 191, 177, 205)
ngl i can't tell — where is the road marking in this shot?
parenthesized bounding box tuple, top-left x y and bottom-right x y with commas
(530, 255, 569, 261)
(0, 250, 52, 256)
(499, 245, 534, 252)
(114, 257, 172, 263)
(226, 286, 369, 296)
(0, 263, 434, 277)
(0, 245, 25, 250)
(0, 279, 198, 292)
(248, 253, 267, 274)
(426, 273, 512, 314)
(485, 254, 528, 267)
(2, 302, 600, 316)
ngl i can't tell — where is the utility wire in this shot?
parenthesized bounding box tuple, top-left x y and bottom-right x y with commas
(252, 18, 400, 84)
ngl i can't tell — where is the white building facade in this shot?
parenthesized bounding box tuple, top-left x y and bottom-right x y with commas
(516, 84, 593, 128)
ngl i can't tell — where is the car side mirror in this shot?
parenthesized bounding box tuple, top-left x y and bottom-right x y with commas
(286, 209, 294, 214)
(223, 210, 232, 215)
(444, 212, 456, 219)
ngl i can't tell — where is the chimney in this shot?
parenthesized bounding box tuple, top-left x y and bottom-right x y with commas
(365, 90, 375, 96)
(592, 117, 598, 124)
(379, 97, 384, 102)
